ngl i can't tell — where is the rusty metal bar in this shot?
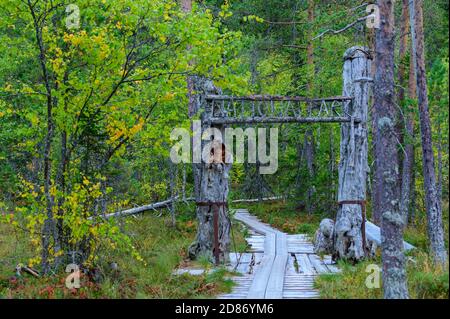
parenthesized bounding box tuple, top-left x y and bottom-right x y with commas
(213, 204, 220, 265)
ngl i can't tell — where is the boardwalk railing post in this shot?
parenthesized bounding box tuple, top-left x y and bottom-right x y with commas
(188, 79, 231, 264)
(334, 47, 373, 261)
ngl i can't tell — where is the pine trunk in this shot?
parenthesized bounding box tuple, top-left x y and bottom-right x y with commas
(398, 0, 414, 226)
(375, 0, 409, 299)
(409, 0, 447, 265)
(305, 0, 315, 214)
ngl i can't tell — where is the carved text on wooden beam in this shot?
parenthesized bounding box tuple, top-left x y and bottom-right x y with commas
(204, 95, 358, 125)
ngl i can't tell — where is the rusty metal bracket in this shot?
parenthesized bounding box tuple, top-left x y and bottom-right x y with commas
(195, 201, 228, 207)
(195, 201, 228, 265)
(212, 204, 220, 265)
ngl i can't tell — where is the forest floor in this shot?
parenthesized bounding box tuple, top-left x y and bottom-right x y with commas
(0, 203, 242, 299)
(0, 200, 448, 298)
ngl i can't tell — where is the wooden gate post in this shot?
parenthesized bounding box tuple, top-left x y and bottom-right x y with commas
(188, 79, 231, 264)
(334, 47, 372, 261)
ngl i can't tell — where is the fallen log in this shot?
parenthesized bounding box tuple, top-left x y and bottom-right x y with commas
(91, 196, 194, 220)
(93, 195, 284, 221)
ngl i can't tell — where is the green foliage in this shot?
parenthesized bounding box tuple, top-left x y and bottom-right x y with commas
(0, 0, 448, 299)
(0, 207, 234, 298)
(0, 0, 249, 271)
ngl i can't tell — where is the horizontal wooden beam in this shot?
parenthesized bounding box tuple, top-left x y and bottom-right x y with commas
(206, 94, 353, 102)
(209, 116, 361, 125)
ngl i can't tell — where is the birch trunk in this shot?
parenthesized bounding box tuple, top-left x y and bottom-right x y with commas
(334, 46, 372, 261)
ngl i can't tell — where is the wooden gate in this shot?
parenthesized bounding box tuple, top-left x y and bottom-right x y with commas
(189, 46, 372, 263)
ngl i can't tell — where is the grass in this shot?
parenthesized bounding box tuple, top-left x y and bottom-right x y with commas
(314, 202, 449, 299)
(2, 199, 447, 299)
(315, 251, 449, 299)
(0, 206, 235, 299)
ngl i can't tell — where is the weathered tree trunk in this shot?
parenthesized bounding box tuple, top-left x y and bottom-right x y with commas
(305, 0, 315, 215)
(375, 0, 409, 299)
(28, 1, 56, 274)
(368, 27, 382, 226)
(181, 0, 230, 263)
(334, 46, 372, 262)
(409, 0, 447, 266)
(437, 120, 443, 201)
(168, 160, 177, 227)
(188, 80, 231, 263)
(407, 33, 417, 225)
(398, 0, 414, 226)
(400, 117, 414, 225)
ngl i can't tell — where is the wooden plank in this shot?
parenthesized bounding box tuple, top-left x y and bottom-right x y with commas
(265, 232, 288, 299)
(296, 254, 316, 275)
(322, 255, 335, 265)
(229, 210, 339, 300)
(325, 264, 341, 273)
(246, 220, 276, 298)
(287, 246, 314, 253)
(282, 292, 319, 298)
(228, 252, 253, 264)
(285, 254, 298, 274)
(308, 255, 329, 274)
(247, 252, 274, 298)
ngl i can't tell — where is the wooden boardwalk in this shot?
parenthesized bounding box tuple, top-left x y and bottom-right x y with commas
(218, 209, 339, 299)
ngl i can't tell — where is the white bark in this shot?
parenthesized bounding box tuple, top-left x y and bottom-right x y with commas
(334, 46, 372, 261)
(93, 197, 190, 220)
